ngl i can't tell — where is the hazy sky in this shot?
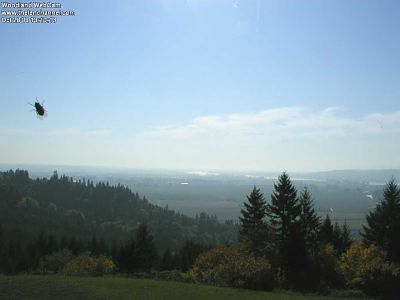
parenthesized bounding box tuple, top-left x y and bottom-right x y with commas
(1, 0, 399, 172)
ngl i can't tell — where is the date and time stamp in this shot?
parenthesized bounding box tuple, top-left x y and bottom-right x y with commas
(1, 2, 75, 24)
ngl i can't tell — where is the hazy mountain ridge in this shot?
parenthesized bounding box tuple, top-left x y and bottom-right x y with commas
(1, 164, 398, 182)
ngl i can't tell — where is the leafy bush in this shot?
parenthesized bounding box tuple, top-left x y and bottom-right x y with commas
(157, 270, 185, 282)
(340, 240, 400, 299)
(362, 262, 400, 300)
(329, 289, 367, 299)
(38, 249, 74, 273)
(340, 240, 386, 288)
(63, 252, 116, 276)
(186, 246, 275, 290)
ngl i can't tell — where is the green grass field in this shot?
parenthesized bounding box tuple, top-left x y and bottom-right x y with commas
(0, 275, 364, 300)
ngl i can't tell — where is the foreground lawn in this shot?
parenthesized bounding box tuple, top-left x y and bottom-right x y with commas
(0, 275, 362, 300)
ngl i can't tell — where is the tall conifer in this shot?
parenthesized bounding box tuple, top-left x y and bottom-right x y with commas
(267, 172, 300, 244)
(239, 186, 270, 256)
(266, 172, 301, 282)
(299, 187, 321, 256)
(362, 179, 400, 262)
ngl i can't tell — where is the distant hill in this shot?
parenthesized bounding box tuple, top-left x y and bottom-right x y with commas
(1, 164, 398, 184)
(300, 169, 400, 183)
(1, 165, 395, 222)
(0, 169, 238, 250)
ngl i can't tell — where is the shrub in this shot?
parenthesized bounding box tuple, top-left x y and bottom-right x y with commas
(362, 262, 400, 300)
(157, 270, 185, 282)
(340, 240, 386, 288)
(340, 240, 400, 299)
(38, 249, 74, 273)
(329, 289, 367, 299)
(186, 246, 275, 290)
(63, 252, 116, 276)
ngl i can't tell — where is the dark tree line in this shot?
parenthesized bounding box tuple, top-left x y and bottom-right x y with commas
(239, 172, 400, 294)
(239, 172, 353, 289)
(362, 178, 400, 262)
(0, 222, 208, 274)
(1, 168, 399, 298)
(0, 169, 234, 275)
(0, 169, 238, 252)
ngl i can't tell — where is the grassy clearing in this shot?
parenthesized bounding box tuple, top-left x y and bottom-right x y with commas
(0, 275, 362, 300)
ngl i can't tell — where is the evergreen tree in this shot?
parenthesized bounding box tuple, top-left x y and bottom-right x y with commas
(46, 234, 58, 255)
(239, 186, 270, 256)
(37, 232, 47, 257)
(0, 225, 4, 273)
(90, 237, 99, 255)
(299, 187, 321, 256)
(117, 238, 136, 273)
(160, 248, 174, 270)
(60, 236, 69, 250)
(266, 172, 302, 283)
(134, 223, 159, 271)
(178, 239, 207, 271)
(110, 241, 119, 261)
(99, 238, 106, 255)
(68, 237, 80, 255)
(267, 172, 301, 245)
(319, 214, 335, 247)
(0, 225, 3, 253)
(362, 179, 400, 262)
(318, 215, 351, 255)
(333, 222, 342, 251)
(339, 222, 352, 254)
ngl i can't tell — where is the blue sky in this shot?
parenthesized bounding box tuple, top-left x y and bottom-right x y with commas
(1, 0, 399, 172)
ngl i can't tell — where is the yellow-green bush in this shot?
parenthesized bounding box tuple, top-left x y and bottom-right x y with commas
(63, 252, 116, 276)
(340, 240, 385, 288)
(339, 240, 400, 299)
(186, 246, 274, 290)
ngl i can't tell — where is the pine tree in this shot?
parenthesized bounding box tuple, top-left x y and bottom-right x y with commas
(99, 238, 106, 255)
(299, 187, 321, 256)
(90, 237, 99, 255)
(333, 221, 342, 252)
(267, 172, 301, 244)
(134, 223, 159, 271)
(178, 239, 207, 271)
(362, 179, 400, 262)
(0, 225, 4, 273)
(339, 222, 352, 254)
(266, 172, 302, 283)
(239, 186, 270, 256)
(319, 214, 335, 246)
(0, 225, 3, 253)
(161, 248, 174, 270)
(44, 235, 57, 256)
(117, 238, 136, 273)
(318, 215, 351, 255)
(37, 231, 47, 256)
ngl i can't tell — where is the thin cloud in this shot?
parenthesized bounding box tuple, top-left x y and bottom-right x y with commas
(142, 107, 400, 142)
(46, 129, 112, 137)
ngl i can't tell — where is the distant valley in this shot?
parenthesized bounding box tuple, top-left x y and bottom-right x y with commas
(2, 164, 398, 236)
